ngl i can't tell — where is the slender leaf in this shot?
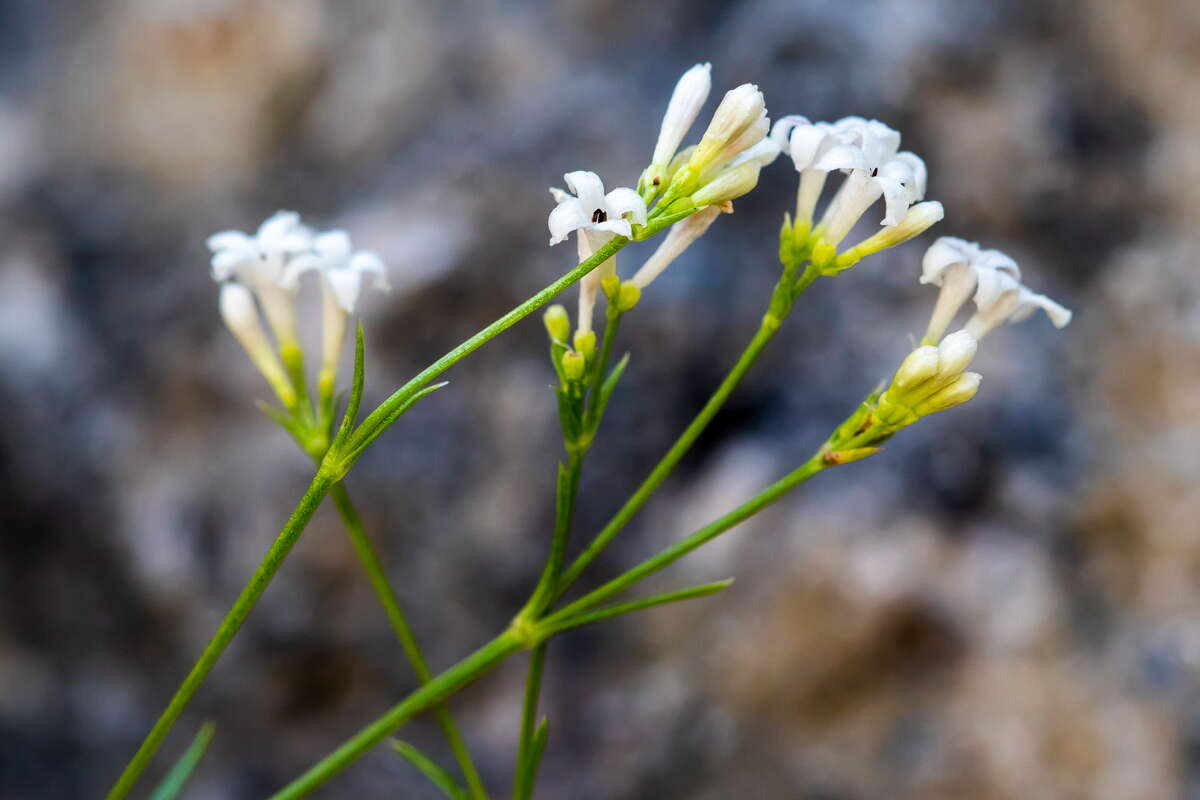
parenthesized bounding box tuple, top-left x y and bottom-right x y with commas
(543, 579, 733, 637)
(147, 722, 215, 800)
(390, 740, 469, 800)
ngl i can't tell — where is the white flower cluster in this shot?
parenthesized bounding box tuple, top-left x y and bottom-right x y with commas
(208, 211, 389, 408)
(920, 236, 1072, 344)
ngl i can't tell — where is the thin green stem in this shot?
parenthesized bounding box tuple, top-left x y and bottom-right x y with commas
(269, 631, 525, 800)
(512, 645, 547, 800)
(106, 471, 335, 800)
(582, 308, 622, 432)
(330, 484, 488, 800)
(554, 317, 780, 597)
(546, 454, 828, 625)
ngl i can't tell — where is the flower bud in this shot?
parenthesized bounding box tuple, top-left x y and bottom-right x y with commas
(600, 273, 621, 301)
(891, 345, 939, 390)
(573, 329, 596, 360)
(691, 161, 761, 206)
(912, 372, 981, 416)
(651, 63, 712, 169)
(561, 351, 586, 382)
(543, 304, 570, 342)
(934, 330, 977, 379)
(616, 282, 641, 312)
(688, 84, 767, 176)
(832, 201, 945, 271)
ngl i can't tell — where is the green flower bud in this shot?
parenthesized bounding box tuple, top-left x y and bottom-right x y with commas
(561, 351, 586, 382)
(573, 330, 596, 360)
(616, 283, 641, 312)
(543, 304, 570, 342)
(600, 273, 621, 301)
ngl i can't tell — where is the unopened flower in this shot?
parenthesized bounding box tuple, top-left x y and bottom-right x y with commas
(692, 139, 781, 206)
(281, 230, 389, 390)
(828, 201, 944, 273)
(548, 171, 647, 335)
(218, 282, 296, 407)
(684, 84, 768, 182)
(628, 205, 726, 289)
(642, 63, 712, 191)
(877, 330, 981, 428)
(207, 211, 313, 348)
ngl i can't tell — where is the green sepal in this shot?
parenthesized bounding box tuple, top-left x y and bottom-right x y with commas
(148, 721, 215, 800)
(389, 740, 469, 800)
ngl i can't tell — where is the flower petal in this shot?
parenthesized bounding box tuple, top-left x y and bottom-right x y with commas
(326, 267, 364, 312)
(350, 250, 390, 291)
(279, 253, 323, 290)
(813, 143, 869, 173)
(973, 265, 1021, 312)
(206, 230, 254, 253)
(314, 230, 354, 265)
(211, 249, 256, 282)
(1009, 289, 1072, 328)
(563, 171, 606, 210)
(595, 218, 633, 239)
(548, 198, 589, 245)
(603, 187, 648, 226)
(920, 237, 975, 285)
(770, 114, 810, 153)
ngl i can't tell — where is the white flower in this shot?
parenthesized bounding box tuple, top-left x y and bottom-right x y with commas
(548, 172, 646, 334)
(650, 63, 712, 171)
(548, 171, 647, 246)
(207, 211, 314, 348)
(207, 210, 313, 284)
(629, 204, 726, 289)
(769, 116, 928, 246)
(280, 230, 390, 385)
(919, 237, 1072, 341)
(282, 230, 390, 312)
(919, 237, 1020, 343)
(218, 282, 296, 407)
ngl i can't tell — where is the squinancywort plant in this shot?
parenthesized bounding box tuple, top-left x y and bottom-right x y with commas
(108, 62, 1075, 800)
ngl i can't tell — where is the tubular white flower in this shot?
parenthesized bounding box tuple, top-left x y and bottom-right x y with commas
(218, 282, 296, 407)
(280, 229, 390, 381)
(919, 237, 1020, 344)
(548, 171, 647, 246)
(770, 115, 874, 227)
(651, 63, 712, 169)
(629, 205, 725, 289)
(548, 172, 645, 335)
(207, 210, 313, 347)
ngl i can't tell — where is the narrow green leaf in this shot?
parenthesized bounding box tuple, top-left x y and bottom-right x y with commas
(543, 579, 733, 637)
(148, 721, 215, 800)
(343, 380, 449, 466)
(390, 740, 469, 800)
(514, 717, 550, 800)
(334, 324, 366, 444)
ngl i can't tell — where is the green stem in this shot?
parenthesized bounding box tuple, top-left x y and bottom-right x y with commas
(582, 308, 622, 432)
(546, 453, 828, 624)
(330, 484, 488, 800)
(512, 645, 547, 800)
(269, 631, 525, 800)
(344, 237, 631, 461)
(553, 316, 780, 598)
(106, 471, 335, 800)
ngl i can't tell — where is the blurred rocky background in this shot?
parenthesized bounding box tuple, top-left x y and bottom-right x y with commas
(1, 0, 1198, 797)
